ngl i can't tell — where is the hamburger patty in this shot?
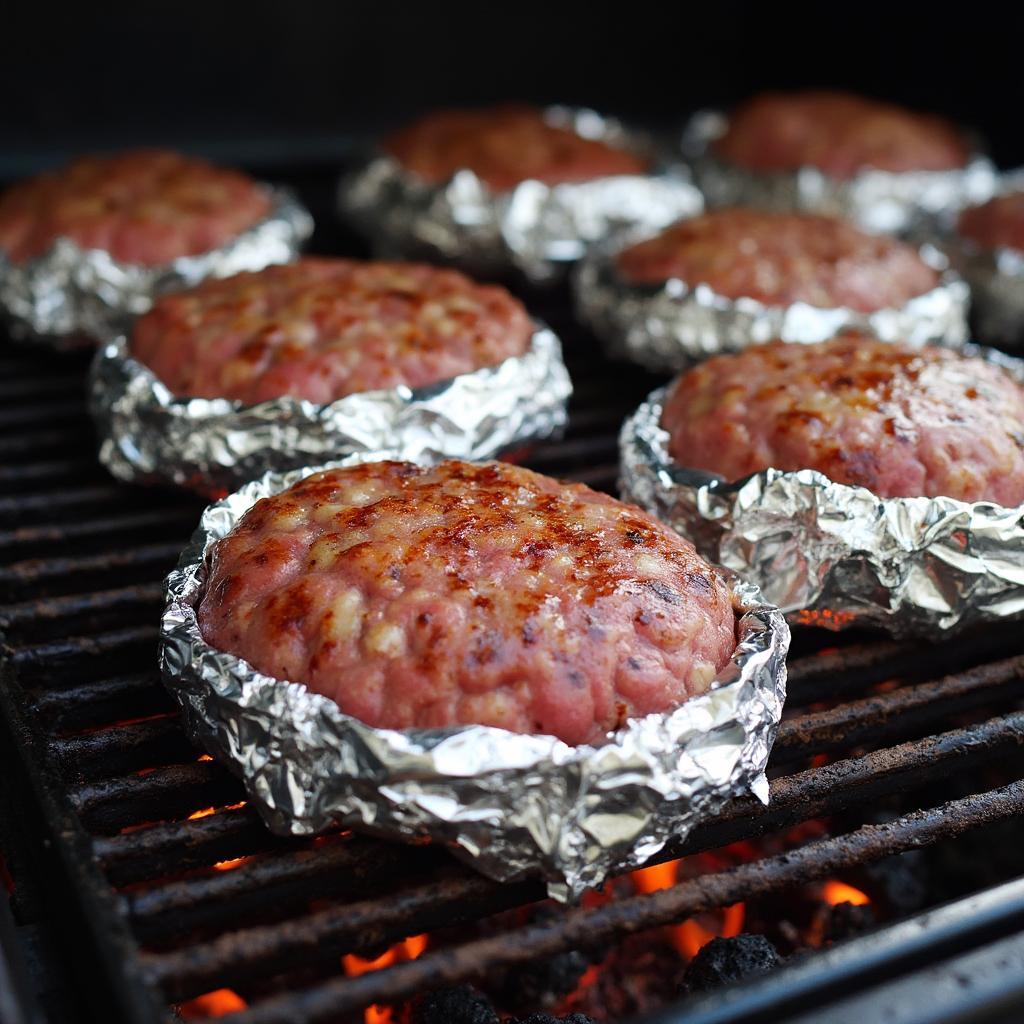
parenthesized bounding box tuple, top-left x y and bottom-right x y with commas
(714, 91, 969, 179)
(197, 460, 738, 745)
(130, 258, 533, 404)
(662, 334, 1024, 504)
(615, 209, 938, 311)
(958, 192, 1024, 253)
(0, 150, 272, 265)
(383, 105, 649, 191)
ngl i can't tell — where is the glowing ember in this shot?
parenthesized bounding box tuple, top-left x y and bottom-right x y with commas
(177, 988, 247, 1018)
(188, 807, 217, 820)
(823, 880, 870, 906)
(630, 860, 745, 958)
(342, 934, 429, 1024)
(213, 857, 251, 872)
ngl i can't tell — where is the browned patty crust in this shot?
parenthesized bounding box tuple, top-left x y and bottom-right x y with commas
(615, 209, 939, 312)
(0, 150, 272, 265)
(715, 91, 970, 179)
(662, 334, 1024, 504)
(383, 105, 650, 191)
(131, 258, 533, 404)
(197, 460, 738, 745)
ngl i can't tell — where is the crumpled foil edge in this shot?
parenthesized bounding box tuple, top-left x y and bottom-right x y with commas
(160, 453, 789, 901)
(684, 110, 997, 236)
(954, 168, 1024, 347)
(338, 106, 704, 284)
(0, 187, 313, 348)
(89, 325, 573, 496)
(574, 240, 969, 373)
(620, 372, 1024, 637)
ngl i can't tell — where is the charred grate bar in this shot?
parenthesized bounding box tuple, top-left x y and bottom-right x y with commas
(1, 167, 1023, 1024)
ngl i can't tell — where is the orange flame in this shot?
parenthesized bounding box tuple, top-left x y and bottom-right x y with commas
(177, 988, 247, 1018)
(342, 934, 429, 1024)
(631, 860, 745, 958)
(823, 880, 870, 906)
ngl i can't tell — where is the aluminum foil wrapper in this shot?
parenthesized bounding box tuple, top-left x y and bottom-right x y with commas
(89, 326, 572, 496)
(339, 106, 704, 284)
(953, 169, 1024, 347)
(160, 454, 789, 901)
(620, 374, 1024, 637)
(0, 188, 313, 348)
(685, 110, 997, 236)
(574, 240, 969, 373)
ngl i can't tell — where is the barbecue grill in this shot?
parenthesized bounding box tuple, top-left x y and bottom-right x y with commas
(2, 165, 1023, 1024)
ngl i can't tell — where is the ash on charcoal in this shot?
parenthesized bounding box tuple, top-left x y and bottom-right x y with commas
(410, 985, 498, 1024)
(484, 905, 591, 1011)
(680, 935, 781, 995)
(487, 948, 590, 1011)
(824, 900, 878, 943)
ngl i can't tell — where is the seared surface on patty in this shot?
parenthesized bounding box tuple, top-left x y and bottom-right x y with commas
(959, 192, 1024, 254)
(198, 460, 737, 745)
(383, 105, 649, 191)
(131, 258, 533, 403)
(0, 150, 271, 265)
(615, 209, 938, 311)
(662, 335, 1024, 504)
(715, 91, 969, 179)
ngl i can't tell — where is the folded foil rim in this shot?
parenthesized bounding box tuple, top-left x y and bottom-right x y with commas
(0, 187, 314, 348)
(620, 364, 1024, 636)
(338, 106, 704, 284)
(574, 238, 969, 373)
(89, 324, 572, 496)
(684, 110, 997, 236)
(952, 168, 1024, 347)
(160, 453, 790, 901)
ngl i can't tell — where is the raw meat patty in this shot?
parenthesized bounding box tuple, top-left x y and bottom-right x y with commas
(0, 150, 272, 265)
(715, 91, 970, 179)
(958, 192, 1024, 253)
(383, 105, 649, 191)
(615, 209, 938, 311)
(197, 460, 738, 745)
(662, 334, 1024, 504)
(130, 258, 533, 404)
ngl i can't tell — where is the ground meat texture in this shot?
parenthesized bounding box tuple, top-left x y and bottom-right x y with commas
(615, 209, 938, 312)
(197, 461, 737, 746)
(715, 91, 970, 179)
(383, 105, 649, 191)
(130, 258, 533, 404)
(662, 334, 1024, 504)
(958, 193, 1024, 254)
(0, 150, 271, 265)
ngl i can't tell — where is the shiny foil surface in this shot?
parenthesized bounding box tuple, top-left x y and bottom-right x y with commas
(954, 170, 1024, 347)
(338, 107, 704, 284)
(685, 110, 997, 236)
(160, 454, 789, 901)
(0, 188, 313, 348)
(89, 326, 572, 496)
(620, 373, 1024, 636)
(574, 240, 968, 373)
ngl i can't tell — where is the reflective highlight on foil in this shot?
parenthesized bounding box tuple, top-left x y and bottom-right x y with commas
(89, 326, 572, 496)
(685, 110, 997, 236)
(620, 369, 1024, 637)
(339, 107, 704, 284)
(160, 455, 789, 901)
(574, 241, 968, 373)
(0, 189, 313, 348)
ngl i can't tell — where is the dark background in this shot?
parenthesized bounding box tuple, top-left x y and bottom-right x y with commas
(1, 2, 1021, 176)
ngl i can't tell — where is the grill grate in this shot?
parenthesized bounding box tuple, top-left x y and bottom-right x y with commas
(1, 168, 1024, 1024)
